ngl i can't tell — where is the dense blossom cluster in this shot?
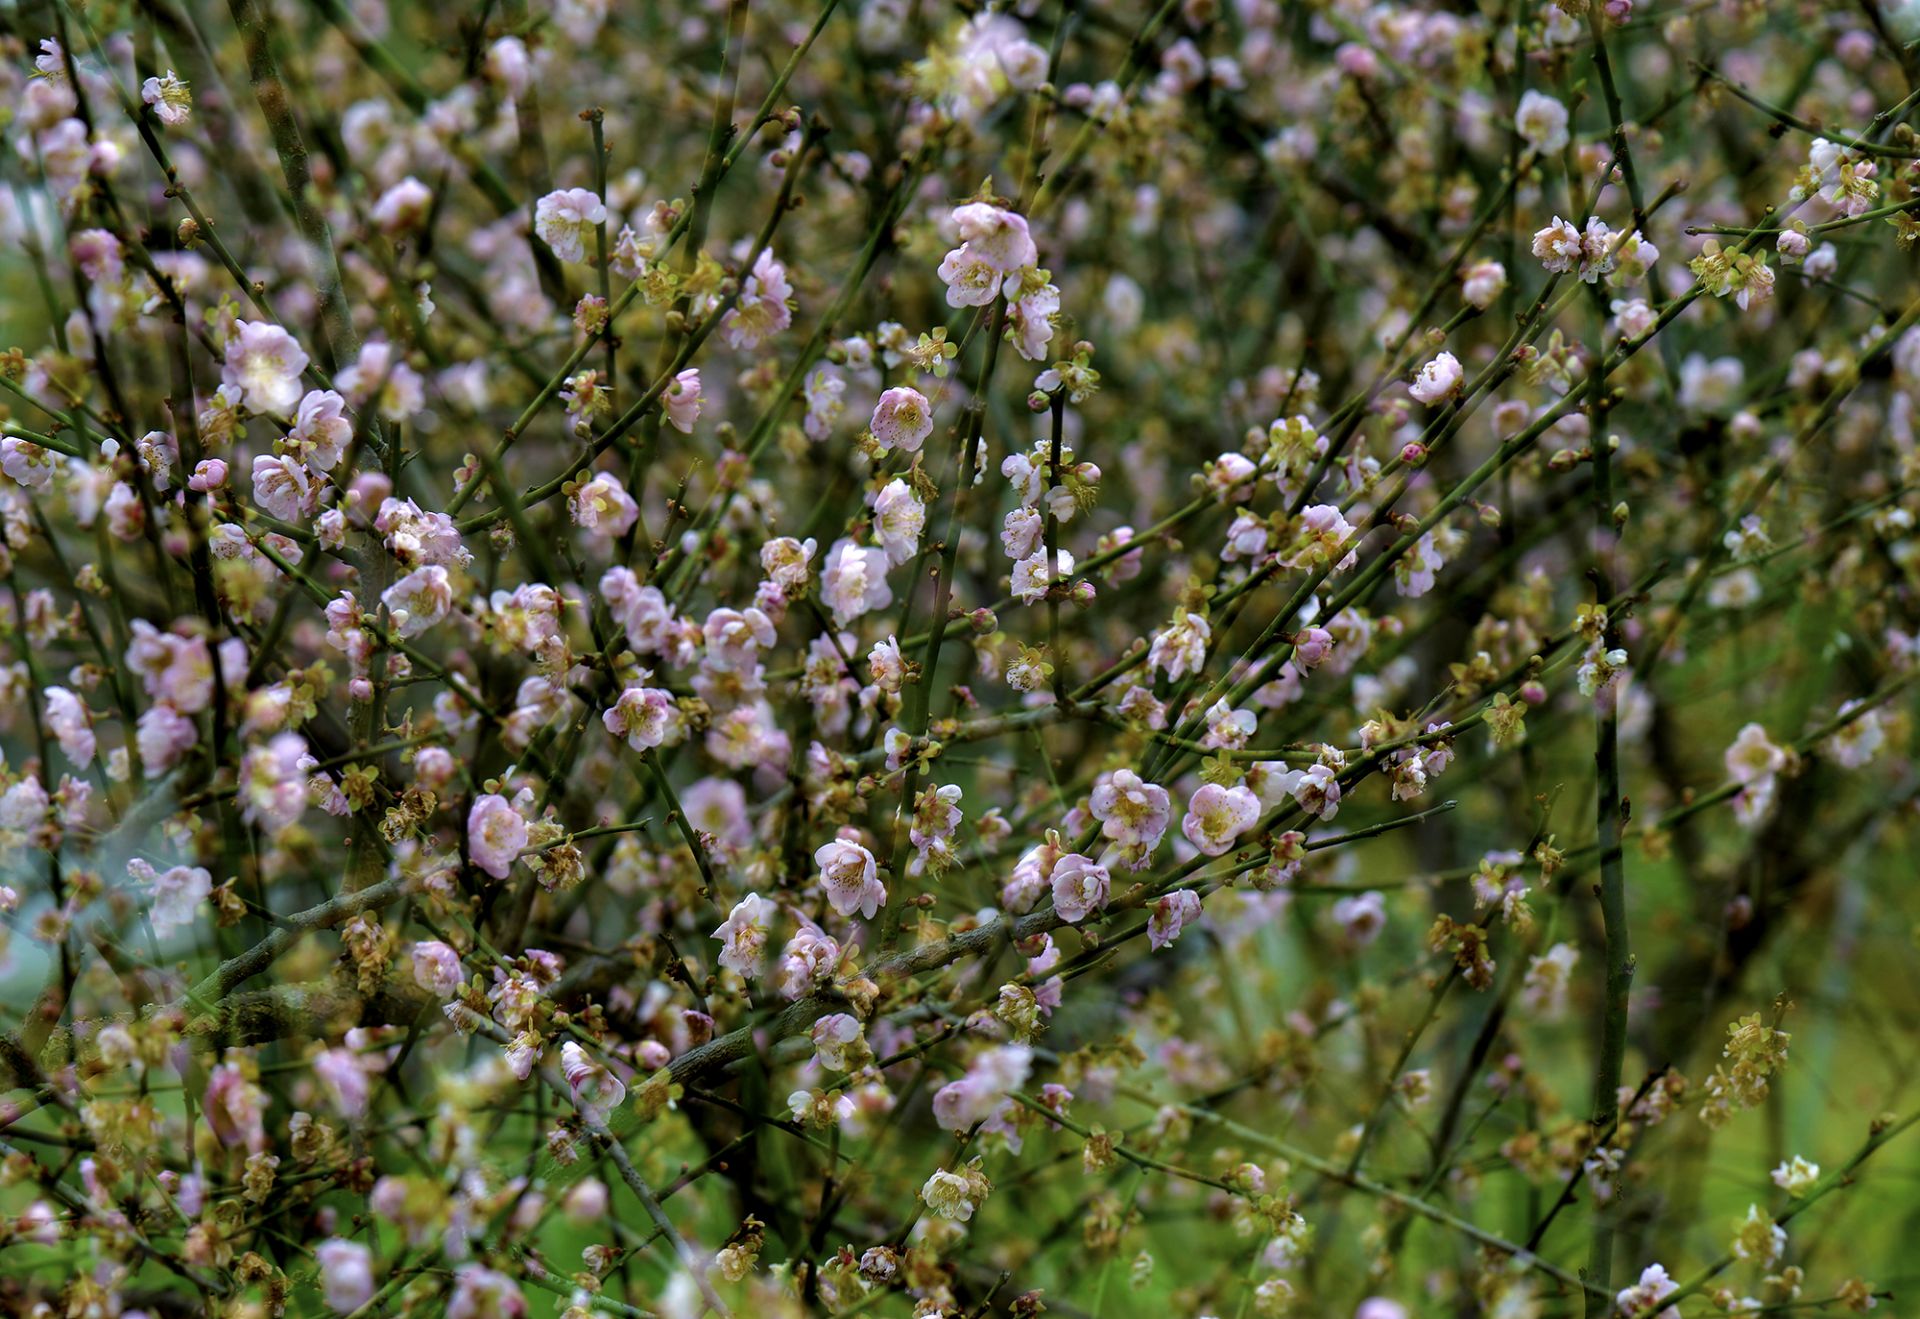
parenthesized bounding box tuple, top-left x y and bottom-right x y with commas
(0, 1, 1917, 1316)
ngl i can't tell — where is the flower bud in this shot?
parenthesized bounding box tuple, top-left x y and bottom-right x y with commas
(559, 1178, 606, 1227)
(561, 1041, 627, 1125)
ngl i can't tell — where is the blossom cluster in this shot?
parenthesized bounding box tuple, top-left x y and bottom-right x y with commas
(0, 2, 1916, 1318)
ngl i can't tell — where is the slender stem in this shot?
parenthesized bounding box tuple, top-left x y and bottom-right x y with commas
(1583, 261, 1631, 1305)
